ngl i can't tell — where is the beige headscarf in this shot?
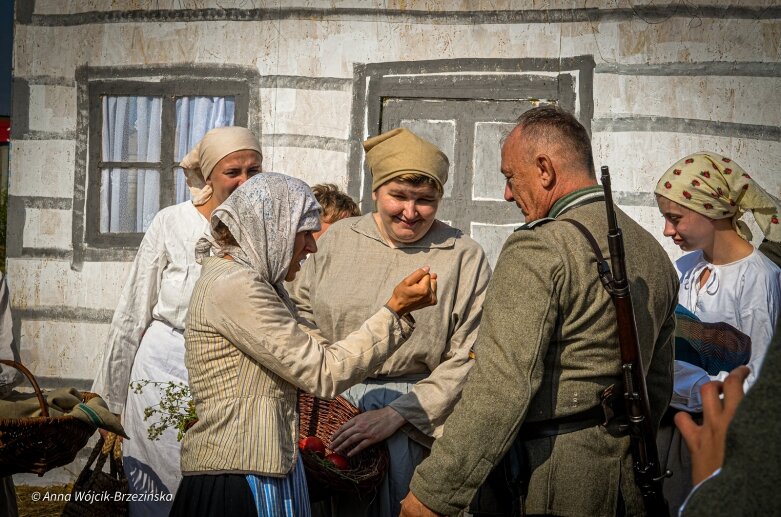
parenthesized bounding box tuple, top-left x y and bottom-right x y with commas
(655, 152, 781, 243)
(363, 128, 449, 191)
(179, 126, 262, 206)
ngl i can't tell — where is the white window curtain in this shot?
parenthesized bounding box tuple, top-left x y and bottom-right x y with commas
(100, 96, 162, 233)
(174, 96, 235, 203)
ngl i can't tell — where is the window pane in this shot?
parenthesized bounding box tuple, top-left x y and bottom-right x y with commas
(472, 122, 515, 201)
(399, 119, 456, 198)
(470, 222, 517, 269)
(100, 168, 160, 233)
(102, 96, 162, 162)
(174, 96, 236, 202)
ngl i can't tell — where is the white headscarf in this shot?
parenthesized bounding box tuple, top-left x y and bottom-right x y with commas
(196, 173, 321, 287)
(179, 126, 263, 206)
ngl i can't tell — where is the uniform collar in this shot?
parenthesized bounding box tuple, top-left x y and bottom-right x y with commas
(350, 213, 459, 249)
(548, 185, 604, 219)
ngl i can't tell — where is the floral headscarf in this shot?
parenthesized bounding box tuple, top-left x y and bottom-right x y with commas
(655, 152, 781, 243)
(195, 173, 321, 287)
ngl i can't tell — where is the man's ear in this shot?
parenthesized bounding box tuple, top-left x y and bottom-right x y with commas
(371, 190, 378, 202)
(536, 154, 556, 189)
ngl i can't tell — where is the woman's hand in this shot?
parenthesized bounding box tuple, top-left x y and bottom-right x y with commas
(330, 406, 406, 457)
(675, 365, 750, 485)
(386, 266, 438, 316)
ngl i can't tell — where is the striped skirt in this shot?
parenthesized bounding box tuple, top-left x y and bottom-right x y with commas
(171, 455, 311, 517)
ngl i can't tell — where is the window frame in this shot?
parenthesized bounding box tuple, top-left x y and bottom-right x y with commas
(85, 79, 249, 248)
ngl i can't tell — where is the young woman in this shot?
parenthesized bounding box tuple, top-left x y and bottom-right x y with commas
(91, 126, 263, 516)
(290, 128, 491, 517)
(171, 173, 437, 517)
(655, 151, 781, 512)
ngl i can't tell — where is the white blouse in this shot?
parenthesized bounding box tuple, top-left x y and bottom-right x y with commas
(672, 248, 781, 411)
(92, 201, 209, 414)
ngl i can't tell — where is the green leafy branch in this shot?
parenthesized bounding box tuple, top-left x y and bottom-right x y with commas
(129, 380, 197, 442)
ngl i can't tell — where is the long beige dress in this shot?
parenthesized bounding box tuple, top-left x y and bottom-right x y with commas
(290, 213, 491, 516)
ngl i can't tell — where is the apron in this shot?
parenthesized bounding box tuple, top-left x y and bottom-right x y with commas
(123, 320, 188, 517)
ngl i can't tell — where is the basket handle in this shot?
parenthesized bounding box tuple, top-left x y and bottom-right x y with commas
(0, 359, 49, 417)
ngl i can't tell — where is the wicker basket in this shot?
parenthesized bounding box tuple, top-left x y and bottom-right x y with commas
(0, 360, 96, 477)
(297, 391, 389, 498)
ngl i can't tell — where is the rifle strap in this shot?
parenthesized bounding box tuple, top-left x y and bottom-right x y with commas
(559, 219, 615, 293)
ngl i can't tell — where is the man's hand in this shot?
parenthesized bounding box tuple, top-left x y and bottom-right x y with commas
(675, 365, 750, 485)
(331, 406, 405, 457)
(400, 492, 442, 517)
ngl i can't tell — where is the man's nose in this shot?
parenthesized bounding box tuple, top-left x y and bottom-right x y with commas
(662, 220, 676, 237)
(504, 183, 515, 202)
(403, 201, 417, 218)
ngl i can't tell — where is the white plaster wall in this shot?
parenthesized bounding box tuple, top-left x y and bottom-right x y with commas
(8, 140, 75, 198)
(22, 209, 73, 250)
(6, 259, 131, 311)
(260, 88, 352, 139)
(28, 85, 78, 133)
(10, 1, 781, 386)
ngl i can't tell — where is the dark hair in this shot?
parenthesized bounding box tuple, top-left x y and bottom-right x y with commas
(213, 221, 239, 248)
(311, 184, 361, 223)
(514, 106, 595, 177)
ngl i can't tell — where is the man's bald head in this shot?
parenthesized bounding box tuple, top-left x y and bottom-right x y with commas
(510, 106, 596, 180)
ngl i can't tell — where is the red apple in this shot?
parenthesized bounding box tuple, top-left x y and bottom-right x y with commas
(299, 436, 326, 456)
(325, 453, 349, 471)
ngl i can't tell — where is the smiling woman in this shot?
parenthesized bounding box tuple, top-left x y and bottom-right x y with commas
(290, 127, 491, 517)
(654, 152, 781, 514)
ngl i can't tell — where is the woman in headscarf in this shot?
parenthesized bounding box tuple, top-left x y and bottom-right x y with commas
(290, 128, 491, 517)
(92, 126, 263, 516)
(170, 172, 436, 517)
(654, 151, 781, 513)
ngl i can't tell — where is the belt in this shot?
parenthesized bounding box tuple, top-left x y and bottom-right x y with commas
(519, 405, 607, 441)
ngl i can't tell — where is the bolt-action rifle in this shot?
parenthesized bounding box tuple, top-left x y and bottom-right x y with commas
(600, 166, 671, 517)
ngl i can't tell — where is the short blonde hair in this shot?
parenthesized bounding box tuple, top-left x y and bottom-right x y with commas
(311, 184, 361, 223)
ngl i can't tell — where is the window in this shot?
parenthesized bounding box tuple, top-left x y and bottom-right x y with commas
(86, 80, 249, 247)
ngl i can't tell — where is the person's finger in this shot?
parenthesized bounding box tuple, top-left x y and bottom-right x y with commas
(404, 266, 431, 286)
(700, 380, 725, 421)
(417, 272, 432, 293)
(674, 411, 701, 451)
(722, 366, 750, 414)
(347, 438, 375, 457)
(331, 421, 357, 448)
(334, 431, 364, 455)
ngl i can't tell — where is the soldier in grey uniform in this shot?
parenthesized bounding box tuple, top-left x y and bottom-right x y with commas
(401, 106, 679, 517)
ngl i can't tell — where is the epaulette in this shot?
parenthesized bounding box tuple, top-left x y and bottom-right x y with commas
(514, 217, 556, 232)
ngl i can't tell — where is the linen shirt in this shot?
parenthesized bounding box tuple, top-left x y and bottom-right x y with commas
(290, 214, 491, 438)
(672, 248, 781, 411)
(181, 257, 414, 476)
(92, 201, 208, 414)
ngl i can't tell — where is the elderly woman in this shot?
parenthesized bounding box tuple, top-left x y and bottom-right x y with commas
(170, 172, 436, 517)
(92, 126, 262, 515)
(290, 128, 491, 517)
(655, 151, 781, 513)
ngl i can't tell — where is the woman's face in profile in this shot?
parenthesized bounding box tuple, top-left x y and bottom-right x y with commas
(657, 195, 716, 252)
(286, 231, 317, 281)
(372, 180, 441, 246)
